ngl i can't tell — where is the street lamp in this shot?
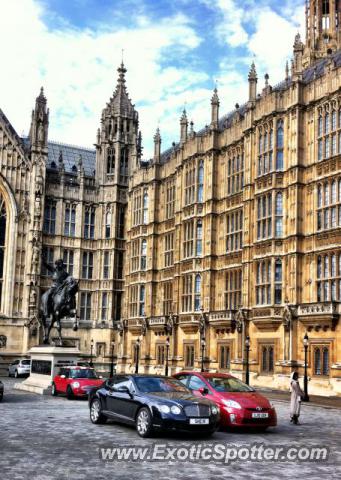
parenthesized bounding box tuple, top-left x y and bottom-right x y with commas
(135, 337, 140, 374)
(90, 339, 94, 367)
(165, 337, 170, 376)
(245, 335, 250, 385)
(110, 341, 115, 377)
(303, 333, 310, 402)
(201, 337, 206, 372)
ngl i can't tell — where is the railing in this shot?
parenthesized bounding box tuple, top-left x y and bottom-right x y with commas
(297, 302, 339, 316)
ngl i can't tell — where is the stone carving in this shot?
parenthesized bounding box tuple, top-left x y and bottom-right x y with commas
(0, 335, 7, 348)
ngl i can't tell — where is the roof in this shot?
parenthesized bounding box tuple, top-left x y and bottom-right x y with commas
(47, 141, 96, 176)
(158, 49, 341, 165)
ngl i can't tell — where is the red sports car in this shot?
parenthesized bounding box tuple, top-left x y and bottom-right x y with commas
(52, 366, 104, 399)
(173, 371, 277, 430)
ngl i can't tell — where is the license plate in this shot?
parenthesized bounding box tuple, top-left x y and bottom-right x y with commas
(252, 412, 269, 418)
(189, 418, 209, 425)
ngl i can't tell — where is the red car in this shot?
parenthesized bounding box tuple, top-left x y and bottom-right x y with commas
(173, 372, 277, 430)
(52, 366, 104, 399)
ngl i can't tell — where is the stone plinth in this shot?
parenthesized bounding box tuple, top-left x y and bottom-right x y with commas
(14, 345, 80, 395)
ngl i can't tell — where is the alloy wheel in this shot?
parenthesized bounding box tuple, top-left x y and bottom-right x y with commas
(90, 400, 100, 422)
(137, 410, 149, 436)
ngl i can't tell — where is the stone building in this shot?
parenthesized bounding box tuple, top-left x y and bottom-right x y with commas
(0, 0, 341, 395)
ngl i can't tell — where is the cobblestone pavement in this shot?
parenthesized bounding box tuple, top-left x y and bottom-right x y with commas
(0, 377, 340, 480)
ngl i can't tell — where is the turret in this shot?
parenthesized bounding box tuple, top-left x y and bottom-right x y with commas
(95, 62, 139, 184)
(293, 33, 304, 80)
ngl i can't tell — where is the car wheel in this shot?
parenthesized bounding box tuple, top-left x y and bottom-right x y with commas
(14, 370, 18, 378)
(51, 383, 58, 396)
(66, 386, 74, 400)
(136, 407, 153, 438)
(90, 399, 107, 424)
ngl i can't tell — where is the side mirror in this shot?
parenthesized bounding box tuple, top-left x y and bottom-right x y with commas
(199, 387, 209, 396)
(60, 375, 66, 379)
(114, 385, 132, 396)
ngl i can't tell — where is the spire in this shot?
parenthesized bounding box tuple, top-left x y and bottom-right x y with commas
(285, 60, 289, 81)
(29, 86, 49, 149)
(109, 61, 133, 115)
(211, 87, 219, 128)
(248, 62, 257, 103)
(180, 109, 188, 145)
(153, 127, 161, 163)
(293, 32, 304, 80)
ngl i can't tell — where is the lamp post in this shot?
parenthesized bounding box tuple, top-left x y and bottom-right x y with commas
(201, 337, 206, 372)
(303, 333, 309, 402)
(165, 337, 170, 376)
(245, 335, 250, 385)
(90, 339, 94, 367)
(135, 337, 140, 374)
(110, 341, 115, 377)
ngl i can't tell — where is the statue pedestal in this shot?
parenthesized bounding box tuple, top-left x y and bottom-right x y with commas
(14, 345, 80, 395)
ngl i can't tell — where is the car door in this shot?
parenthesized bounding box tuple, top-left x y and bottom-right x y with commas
(106, 376, 136, 421)
(58, 368, 69, 393)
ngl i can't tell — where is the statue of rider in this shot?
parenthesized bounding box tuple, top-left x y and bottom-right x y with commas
(41, 259, 70, 318)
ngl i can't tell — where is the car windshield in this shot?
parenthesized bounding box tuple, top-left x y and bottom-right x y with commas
(135, 377, 189, 394)
(70, 369, 98, 379)
(22, 360, 31, 365)
(207, 377, 254, 392)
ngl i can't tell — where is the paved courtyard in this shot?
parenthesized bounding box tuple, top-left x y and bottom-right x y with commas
(0, 377, 340, 480)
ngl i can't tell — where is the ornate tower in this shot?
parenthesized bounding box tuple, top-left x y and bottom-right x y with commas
(95, 62, 140, 184)
(303, 0, 341, 67)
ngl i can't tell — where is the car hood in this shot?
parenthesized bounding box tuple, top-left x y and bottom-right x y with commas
(144, 391, 215, 406)
(217, 391, 272, 409)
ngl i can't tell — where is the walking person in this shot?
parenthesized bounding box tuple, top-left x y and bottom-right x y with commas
(290, 371, 304, 425)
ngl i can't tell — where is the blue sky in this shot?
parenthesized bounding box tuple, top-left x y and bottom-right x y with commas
(0, 0, 305, 158)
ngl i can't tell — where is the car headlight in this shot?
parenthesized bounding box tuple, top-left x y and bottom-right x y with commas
(221, 399, 242, 409)
(158, 404, 171, 414)
(170, 405, 182, 415)
(72, 382, 80, 388)
(211, 405, 219, 415)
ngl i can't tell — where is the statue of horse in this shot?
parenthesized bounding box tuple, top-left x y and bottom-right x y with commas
(40, 274, 79, 345)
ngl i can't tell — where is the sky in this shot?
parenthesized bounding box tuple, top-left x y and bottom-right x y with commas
(0, 0, 305, 159)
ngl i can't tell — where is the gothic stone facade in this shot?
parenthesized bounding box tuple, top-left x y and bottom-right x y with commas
(1, 0, 341, 395)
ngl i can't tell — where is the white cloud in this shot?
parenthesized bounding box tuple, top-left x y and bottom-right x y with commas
(0, 0, 204, 157)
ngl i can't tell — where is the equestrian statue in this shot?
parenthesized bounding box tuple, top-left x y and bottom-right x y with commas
(40, 258, 79, 345)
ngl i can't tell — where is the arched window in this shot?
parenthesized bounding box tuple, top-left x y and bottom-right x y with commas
(275, 192, 283, 237)
(274, 259, 282, 304)
(318, 115, 323, 137)
(262, 347, 267, 371)
(324, 183, 329, 205)
(196, 220, 202, 256)
(322, 347, 329, 375)
(317, 256, 322, 278)
(139, 285, 145, 316)
(314, 348, 321, 375)
(0, 194, 6, 309)
(140, 239, 147, 270)
(325, 112, 330, 134)
(317, 184, 322, 207)
(276, 120, 284, 170)
(107, 147, 115, 175)
(331, 180, 337, 203)
(332, 110, 337, 130)
(143, 192, 148, 224)
(105, 211, 111, 239)
(197, 162, 204, 203)
(194, 274, 201, 311)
